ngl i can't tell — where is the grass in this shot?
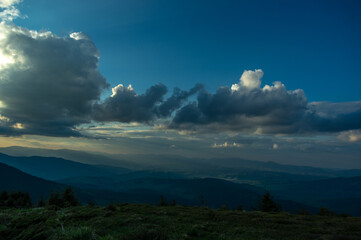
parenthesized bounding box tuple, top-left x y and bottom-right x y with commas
(1, 204, 361, 240)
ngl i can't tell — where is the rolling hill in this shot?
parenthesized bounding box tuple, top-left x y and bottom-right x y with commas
(0, 162, 65, 201)
(274, 177, 361, 215)
(0, 153, 130, 180)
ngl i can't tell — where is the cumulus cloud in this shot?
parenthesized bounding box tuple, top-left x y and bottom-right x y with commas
(0, 23, 108, 136)
(0, 0, 23, 21)
(0, 16, 202, 136)
(93, 83, 167, 123)
(93, 82, 203, 123)
(171, 69, 308, 133)
(231, 69, 263, 91)
(170, 69, 361, 134)
(156, 84, 204, 117)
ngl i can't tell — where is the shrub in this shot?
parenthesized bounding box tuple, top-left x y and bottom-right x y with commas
(219, 205, 228, 211)
(105, 203, 117, 211)
(54, 226, 96, 240)
(298, 208, 311, 215)
(318, 207, 335, 216)
(122, 227, 169, 240)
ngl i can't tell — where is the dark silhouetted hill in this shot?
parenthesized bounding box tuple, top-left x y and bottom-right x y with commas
(0, 153, 130, 180)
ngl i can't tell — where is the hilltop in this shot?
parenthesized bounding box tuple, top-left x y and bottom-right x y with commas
(1, 204, 361, 240)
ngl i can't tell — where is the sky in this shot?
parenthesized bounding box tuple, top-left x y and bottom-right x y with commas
(0, 0, 361, 169)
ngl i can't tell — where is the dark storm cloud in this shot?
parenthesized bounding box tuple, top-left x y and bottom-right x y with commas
(170, 75, 308, 134)
(93, 83, 203, 123)
(306, 106, 361, 133)
(156, 83, 204, 117)
(0, 25, 108, 136)
(169, 70, 361, 134)
(0, 22, 202, 136)
(93, 83, 167, 123)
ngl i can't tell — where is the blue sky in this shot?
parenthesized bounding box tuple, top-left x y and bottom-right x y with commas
(0, 0, 361, 169)
(15, 0, 361, 101)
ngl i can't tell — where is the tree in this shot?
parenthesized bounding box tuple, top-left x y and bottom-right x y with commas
(159, 195, 168, 206)
(47, 187, 80, 208)
(200, 195, 205, 207)
(15, 192, 32, 208)
(37, 195, 45, 207)
(259, 192, 281, 212)
(0, 190, 8, 207)
(0, 191, 32, 208)
(298, 208, 310, 215)
(62, 187, 79, 207)
(318, 207, 335, 216)
(47, 190, 61, 207)
(237, 205, 243, 211)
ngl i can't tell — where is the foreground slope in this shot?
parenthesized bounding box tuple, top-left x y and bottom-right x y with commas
(1, 204, 361, 240)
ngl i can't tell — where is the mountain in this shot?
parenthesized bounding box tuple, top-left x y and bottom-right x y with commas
(0, 162, 65, 201)
(274, 177, 361, 216)
(2, 149, 360, 215)
(2, 146, 360, 179)
(58, 175, 314, 213)
(0, 162, 181, 206)
(0, 153, 130, 181)
(0, 146, 140, 169)
(221, 170, 327, 190)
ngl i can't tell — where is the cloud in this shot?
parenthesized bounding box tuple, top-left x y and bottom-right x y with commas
(170, 70, 308, 133)
(0, 0, 22, 22)
(0, 0, 21, 8)
(169, 70, 361, 134)
(212, 142, 242, 148)
(231, 69, 263, 91)
(0, 17, 202, 136)
(156, 83, 204, 117)
(308, 101, 361, 118)
(338, 130, 361, 142)
(0, 9, 360, 138)
(305, 102, 361, 133)
(93, 82, 203, 123)
(0, 23, 108, 136)
(93, 83, 167, 123)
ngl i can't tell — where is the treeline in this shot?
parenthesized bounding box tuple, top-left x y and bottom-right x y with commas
(158, 191, 350, 217)
(159, 191, 281, 212)
(0, 188, 352, 216)
(0, 191, 32, 208)
(0, 187, 79, 209)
